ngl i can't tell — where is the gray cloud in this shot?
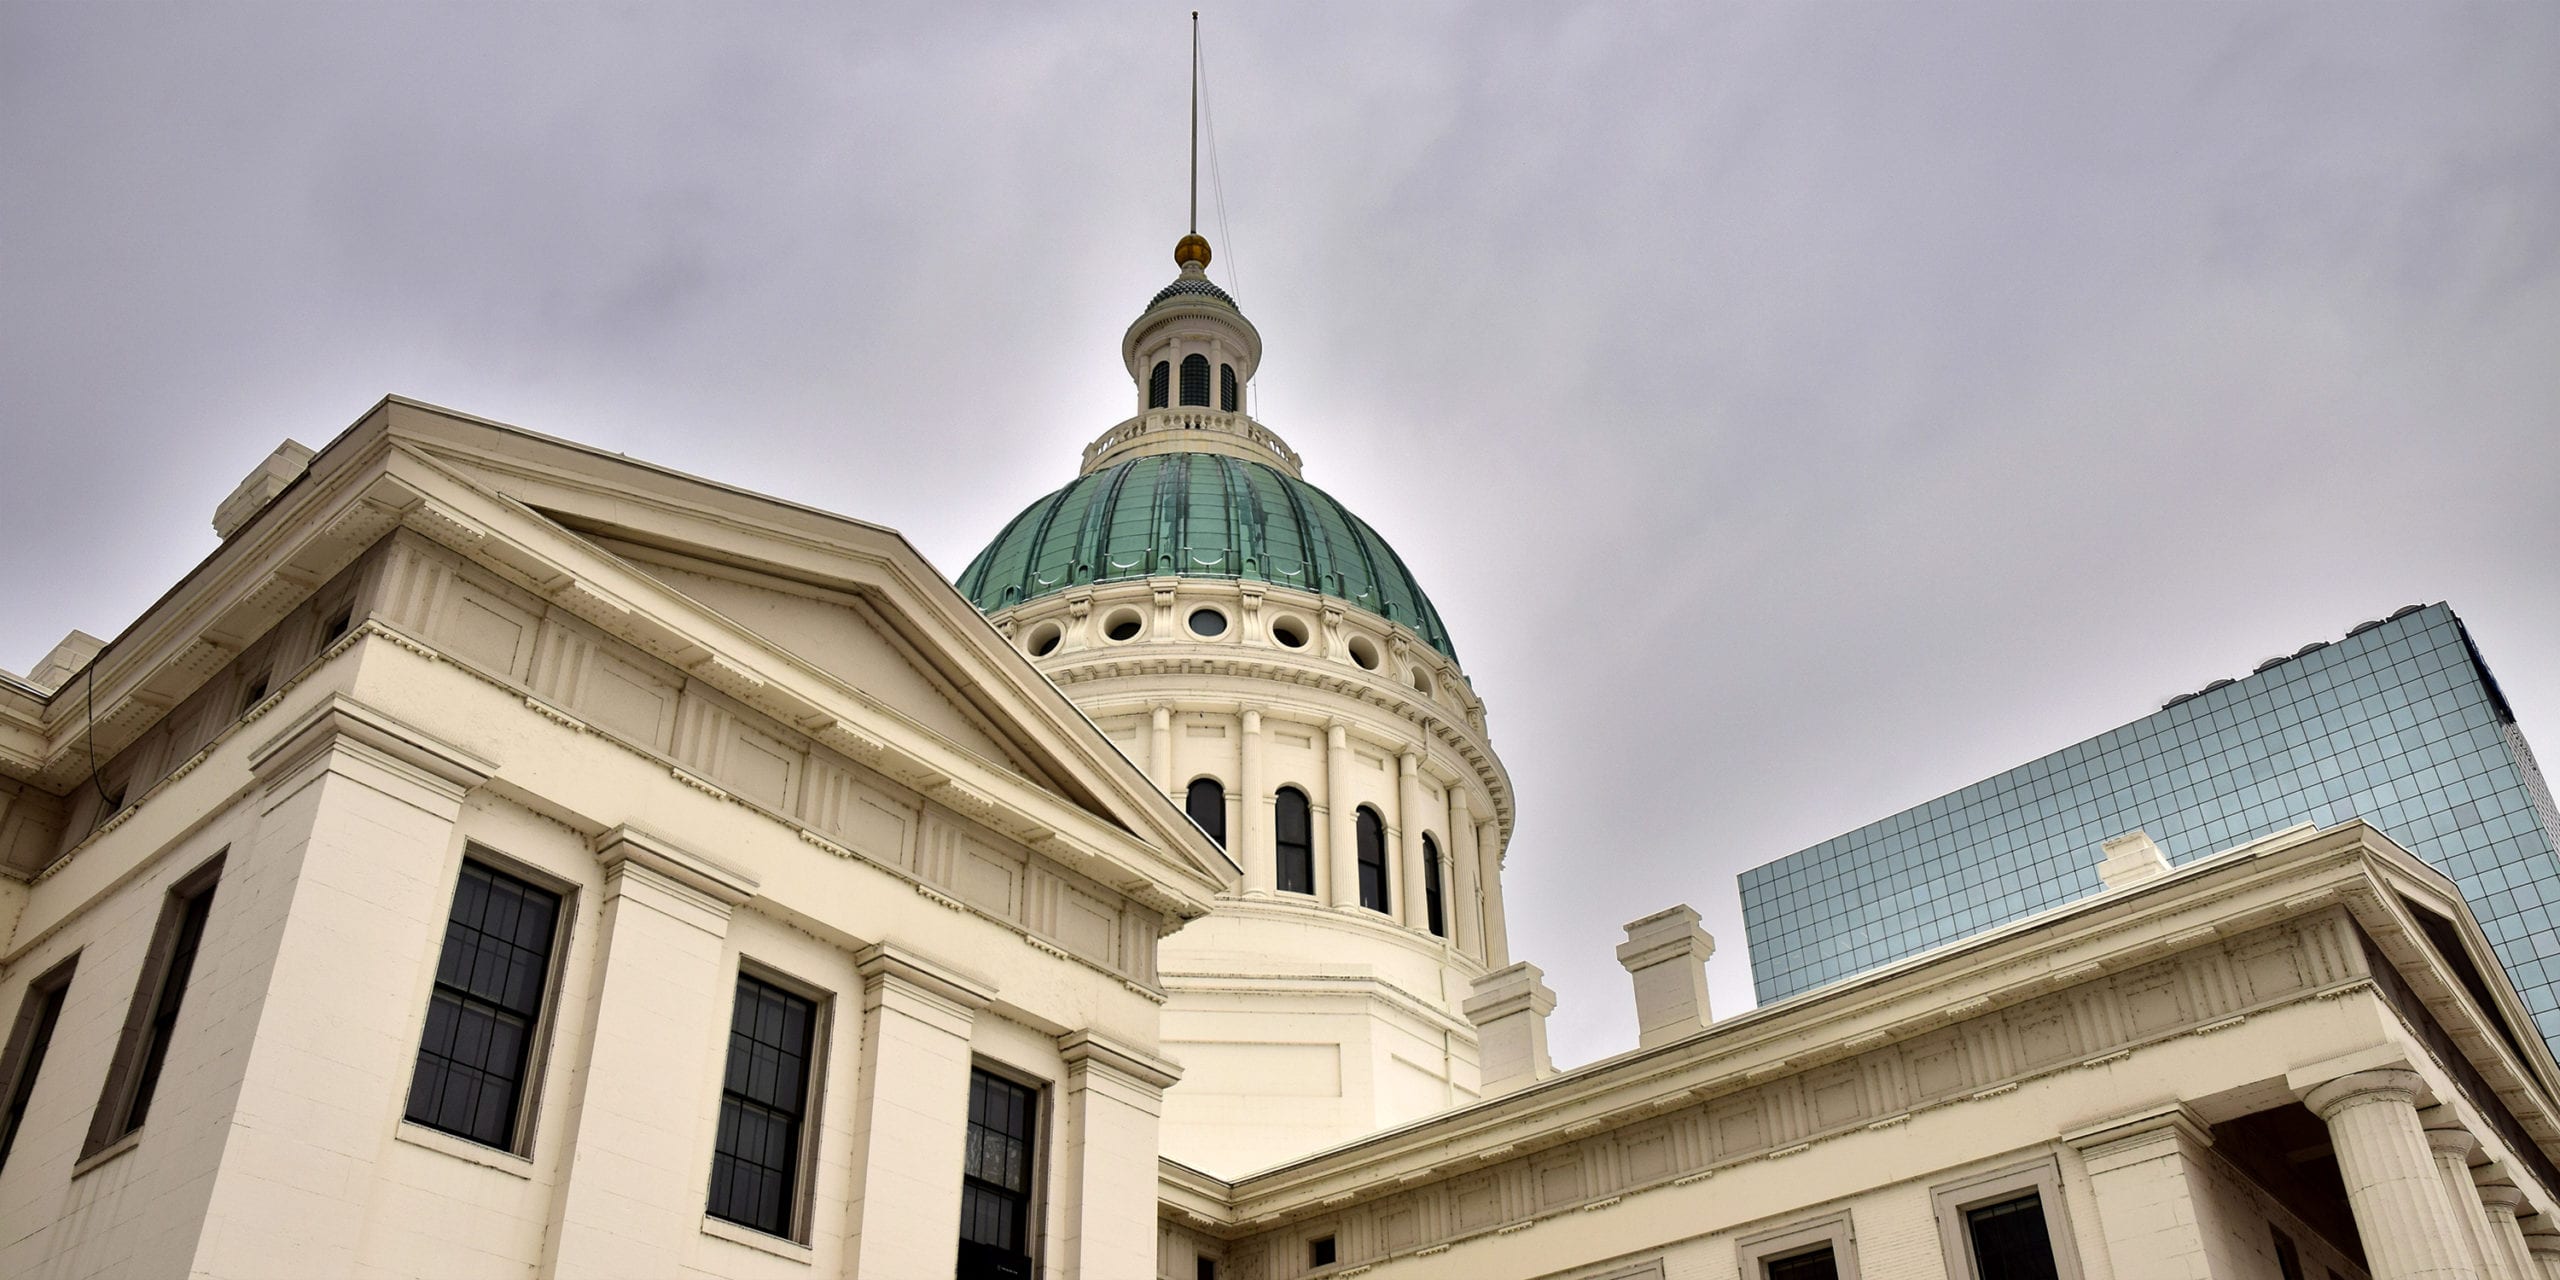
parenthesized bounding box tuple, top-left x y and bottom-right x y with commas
(5, 2, 2555, 1064)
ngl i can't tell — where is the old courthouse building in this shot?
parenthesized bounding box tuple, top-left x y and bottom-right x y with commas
(3, 229, 2560, 1280)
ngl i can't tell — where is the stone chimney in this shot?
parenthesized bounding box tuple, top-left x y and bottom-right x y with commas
(23, 631, 106, 692)
(211, 439, 315, 539)
(1464, 962, 1557, 1096)
(1617, 904, 1715, 1050)
(2098, 830, 2173, 890)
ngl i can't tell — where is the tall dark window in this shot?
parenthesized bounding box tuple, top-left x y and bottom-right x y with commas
(1148, 361, 1171, 408)
(2270, 1229, 2304, 1280)
(959, 1068, 1039, 1279)
(1179, 354, 1211, 406)
(1220, 364, 1238, 411)
(1356, 807, 1391, 914)
(405, 860, 562, 1151)
(0, 955, 77, 1170)
(1422, 834, 1447, 938)
(1766, 1248, 1840, 1280)
(1186, 778, 1227, 848)
(708, 973, 819, 1238)
(1964, 1192, 2061, 1280)
(88, 856, 222, 1155)
(1275, 788, 1315, 894)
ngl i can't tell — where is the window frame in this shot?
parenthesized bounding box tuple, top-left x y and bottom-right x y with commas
(1179, 353, 1212, 407)
(1355, 805, 1391, 914)
(84, 851, 225, 1160)
(1149, 361, 1172, 408)
(0, 952, 80, 1172)
(959, 1060, 1049, 1279)
(1931, 1157, 2082, 1280)
(1274, 786, 1316, 895)
(1738, 1209, 1859, 1280)
(401, 846, 575, 1158)
(705, 959, 831, 1243)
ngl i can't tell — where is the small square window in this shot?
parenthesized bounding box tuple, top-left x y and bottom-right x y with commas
(1309, 1235, 1337, 1268)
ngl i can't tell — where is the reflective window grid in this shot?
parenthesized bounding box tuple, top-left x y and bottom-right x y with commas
(1739, 605, 2560, 1053)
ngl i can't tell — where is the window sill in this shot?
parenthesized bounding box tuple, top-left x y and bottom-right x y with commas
(71, 1130, 142, 1180)
(394, 1121, 534, 1179)
(702, 1214, 813, 1262)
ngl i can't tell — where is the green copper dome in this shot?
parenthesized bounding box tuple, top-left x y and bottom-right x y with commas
(958, 452, 1457, 659)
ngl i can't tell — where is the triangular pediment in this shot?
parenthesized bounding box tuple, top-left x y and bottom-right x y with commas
(375, 398, 1237, 905)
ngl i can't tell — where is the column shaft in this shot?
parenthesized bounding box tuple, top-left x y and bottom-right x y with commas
(1448, 787, 1481, 958)
(1148, 704, 1174, 798)
(1477, 818, 1510, 966)
(2480, 1188, 2541, 1280)
(1240, 710, 1272, 896)
(1326, 723, 1359, 910)
(2424, 1125, 2502, 1280)
(843, 947, 990, 1279)
(1397, 752, 1432, 935)
(2307, 1071, 2481, 1280)
(545, 832, 754, 1279)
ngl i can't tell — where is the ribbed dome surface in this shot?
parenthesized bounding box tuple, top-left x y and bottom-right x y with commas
(959, 452, 1456, 658)
(1148, 276, 1237, 308)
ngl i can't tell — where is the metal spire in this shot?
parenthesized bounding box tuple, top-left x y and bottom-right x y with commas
(1189, 12, 1201, 236)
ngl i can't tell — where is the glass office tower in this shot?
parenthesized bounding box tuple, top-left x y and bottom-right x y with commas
(1740, 604, 2560, 1047)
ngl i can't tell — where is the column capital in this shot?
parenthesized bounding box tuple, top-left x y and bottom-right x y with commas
(856, 942, 997, 1016)
(1058, 1029, 1183, 1092)
(591, 824, 759, 906)
(1241, 708, 1262, 733)
(1399, 750, 1420, 775)
(2522, 1231, 2560, 1260)
(2304, 1068, 2429, 1118)
(2476, 1179, 2531, 1215)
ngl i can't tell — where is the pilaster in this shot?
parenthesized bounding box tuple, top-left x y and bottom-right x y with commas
(842, 943, 996, 1279)
(189, 695, 497, 1280)
(1054, 1031, 1183, 1279)
(2065, 1105, 2235, 1280)
(1240, 710, 1272, 897)
(542, 827, 758, 1280)
(1325, 723, 1357, 910)
(1149, 704, 1174, 799)
(1476, 818, 1510, 966)
(1447, 786, 1480, 958)
(1397, 752, 1431, 936)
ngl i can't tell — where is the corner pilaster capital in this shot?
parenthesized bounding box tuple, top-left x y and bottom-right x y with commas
(1058, 1029, 1183, 1093)
(856, 942, 997, 1017)
(591, 824, 758, 906)
(247, 692, 496, 803)
(2065, 1103, 2216, 1174)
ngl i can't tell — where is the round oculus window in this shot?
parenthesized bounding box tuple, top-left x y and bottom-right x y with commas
(1188, 608, 1228, 637)
(1271, 617, 1309, 649)
(1103, 608, 1143, 642)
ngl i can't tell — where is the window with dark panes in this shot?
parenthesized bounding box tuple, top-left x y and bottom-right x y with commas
(1964, 1192, 2061, 1280)
(2270, 1229, 2304, 1280)
(708, 973, 818, 1238)
(1186, 778, 1227, 848)
(1149, 361, 1172, 408)
(97, 862, 222, 1147)
(1356, 807, 1390, 914)
(959, 1068, 1039, 1280)
(0, 955, 77, 1171)
(1422, 834, 1447, 938)
(1766, 1246, 1841, 1280)
(1275, 788, 1315, 894)
(1179, 354, 1211, 406)
(1220, 364, 1237, 411)
(405, 860, 562, 1151)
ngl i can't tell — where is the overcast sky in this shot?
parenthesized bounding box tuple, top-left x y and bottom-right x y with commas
(5, 3, 2556, 1066)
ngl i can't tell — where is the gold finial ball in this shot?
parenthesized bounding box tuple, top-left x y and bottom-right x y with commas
(1175, 233, 1212, 269)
